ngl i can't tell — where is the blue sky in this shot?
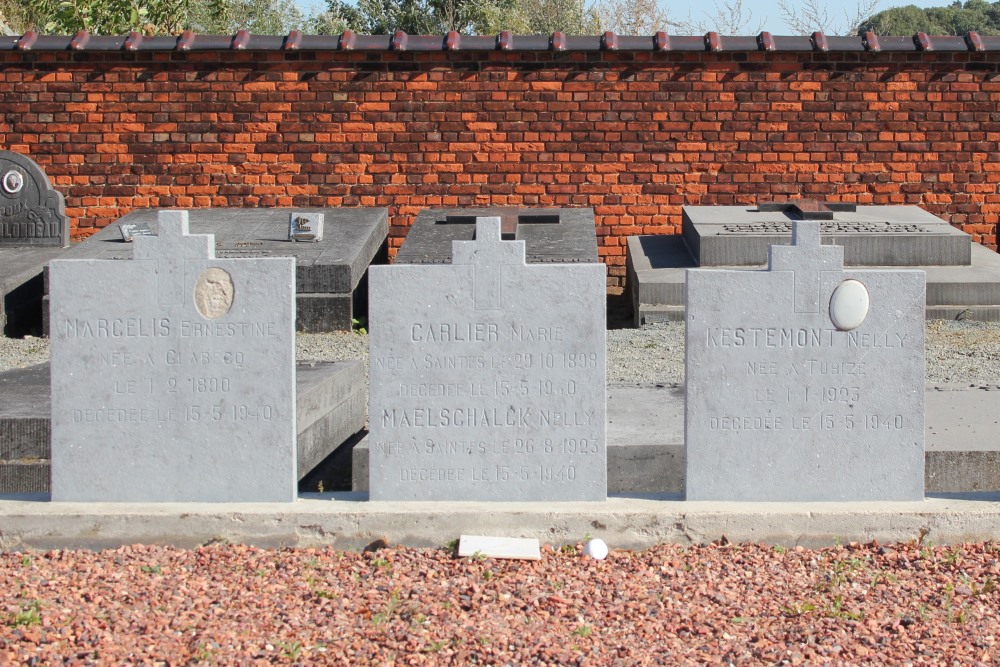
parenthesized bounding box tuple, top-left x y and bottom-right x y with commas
(294, 0, 949, 34)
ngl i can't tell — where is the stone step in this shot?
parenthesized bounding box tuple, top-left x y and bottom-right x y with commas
(0, 361, 366, 495)
(352, 384, 1000, 495)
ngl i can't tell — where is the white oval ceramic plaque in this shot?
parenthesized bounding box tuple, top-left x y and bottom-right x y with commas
(829, 279, 869, 331)
(194, 267, 235, 320)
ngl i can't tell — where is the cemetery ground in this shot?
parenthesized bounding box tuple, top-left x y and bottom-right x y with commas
(0, 540, 997, 664)
(0, 318, 998, 663)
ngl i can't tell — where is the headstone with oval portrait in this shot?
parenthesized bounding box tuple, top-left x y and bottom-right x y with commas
(0, 151, 68, 247)
(48, 210, 297, 502)
(685, 220, 926, 501)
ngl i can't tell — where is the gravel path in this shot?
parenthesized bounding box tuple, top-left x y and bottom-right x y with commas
(1, 541, 997, 664)
(6, 320, 999, 386)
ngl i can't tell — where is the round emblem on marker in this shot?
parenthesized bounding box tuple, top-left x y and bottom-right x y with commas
(194, 268, 235, 320)
(2, 170, 24, 195)
(829, 279, 870, 331)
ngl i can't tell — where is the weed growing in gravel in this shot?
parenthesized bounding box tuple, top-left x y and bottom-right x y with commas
(20, 555, 30, 567)
(482, 569, 493, 581)
(781, 601, 817, 617)
(572, 625, 593, 638)
(445, 539, 459, 552)
(772, 545, 787, 554)
(372, 590, 401, 627)
(140, 565, 162, 575)
(9, 601, 41, 627)
(826, 595, 863, 621)
(425, 639, 447, 653)
(278, 641, 302, 661)
(372, 557, 392, 571)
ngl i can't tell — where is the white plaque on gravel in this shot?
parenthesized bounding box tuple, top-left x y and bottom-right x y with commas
(458, 535, 542, 560)
(369, 217, 606, 501)
(685, 221, 926, 501)
(49, 211, 296, 502)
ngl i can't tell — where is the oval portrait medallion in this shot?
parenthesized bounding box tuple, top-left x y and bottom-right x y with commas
(2, 169, 24, 195)
(194, 268, 235, 320)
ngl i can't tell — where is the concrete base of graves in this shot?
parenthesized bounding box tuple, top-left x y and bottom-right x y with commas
(40, 208, 388, 334)
(0, 494, 997, 551)
(628, 206, 1000, 325)
(0, 361, 366, 494)
(352, 383, 1000, 495)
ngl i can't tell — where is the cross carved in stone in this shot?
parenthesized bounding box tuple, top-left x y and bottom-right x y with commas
(132, 210, 215, 306)
(452, 217, 525, 310)
(768, 221, 844, 314)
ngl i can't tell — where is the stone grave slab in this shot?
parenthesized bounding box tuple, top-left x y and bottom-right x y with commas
(394, 208, 599, 265)
(49, 211, 297, 502)
(629, 204, 1000, 325)
(0, 151, 68, 248)
(685, 220, 926, 501)
(44, 207, 388, 333)
(369, 217, 606, 501)
(0, 151, 69, 336)
(683, 203, 971, 267)
(353, 382, 1000, 495)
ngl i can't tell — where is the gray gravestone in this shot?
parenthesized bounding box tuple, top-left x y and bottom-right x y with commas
(394, 208, 599, 265)
(49, 211, 297, 502)
(685, 221, 926, 501)
(369, 217, 607, 501)
(0, 151, 68, 248)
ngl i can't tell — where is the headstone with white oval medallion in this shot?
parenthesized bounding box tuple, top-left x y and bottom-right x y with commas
(685, 220, 926, 501)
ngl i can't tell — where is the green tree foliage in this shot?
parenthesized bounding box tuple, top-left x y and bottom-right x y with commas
(860, 0, 1000, 35)
(329, 0, 527, 34)
(38, 0, 192, 34)
(519, 0, 599, 33)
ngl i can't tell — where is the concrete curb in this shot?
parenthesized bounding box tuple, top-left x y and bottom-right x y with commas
(1, 493, 997, 551)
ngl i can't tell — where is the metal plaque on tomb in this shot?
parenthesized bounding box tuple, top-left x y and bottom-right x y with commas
(0, 151, 68, 248)
(682, 201, 971, 267)
(394, 208, 599, 265)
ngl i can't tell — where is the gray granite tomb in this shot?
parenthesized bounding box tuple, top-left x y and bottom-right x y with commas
(685, 220, 926, 501)
(394, 207, 599, 265)
(369, 217, 607, 501)
(0, 151, 69, 335)
(49, 211, 297, 502)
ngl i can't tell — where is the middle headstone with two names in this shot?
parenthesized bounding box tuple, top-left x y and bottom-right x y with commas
(369, 217, 607, 501)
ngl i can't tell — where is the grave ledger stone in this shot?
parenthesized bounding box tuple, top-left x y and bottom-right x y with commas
(685, 220, 926, 502)
(369, 217, 607, 501)
(0, 151, 69, 335)
(49, 211, 297, 502)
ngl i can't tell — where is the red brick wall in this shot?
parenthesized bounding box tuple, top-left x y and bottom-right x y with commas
(2, 48, 999, 286)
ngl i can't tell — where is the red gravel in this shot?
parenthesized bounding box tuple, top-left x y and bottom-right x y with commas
(1, 540, 997, 665)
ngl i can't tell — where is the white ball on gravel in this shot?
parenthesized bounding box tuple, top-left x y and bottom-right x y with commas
(582, 538, 608, 560)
